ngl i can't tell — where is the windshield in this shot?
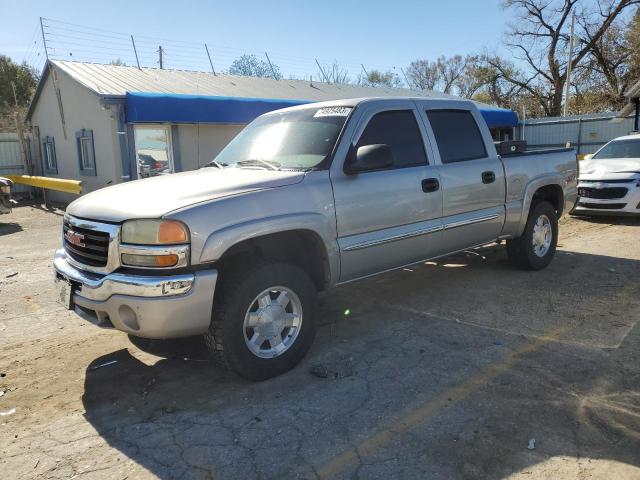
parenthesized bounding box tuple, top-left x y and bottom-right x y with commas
(211, 106, 351, 170)
(593, 139, 640, 159)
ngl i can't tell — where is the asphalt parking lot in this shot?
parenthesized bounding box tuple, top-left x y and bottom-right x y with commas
(1, 205, 640, 480)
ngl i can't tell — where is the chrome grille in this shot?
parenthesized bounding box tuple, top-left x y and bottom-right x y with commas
(63, 220, 110, 267)
(62, 216, 120, 273)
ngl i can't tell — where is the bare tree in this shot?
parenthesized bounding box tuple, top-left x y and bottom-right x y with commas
(228, 54, 281, 79)
(316, 61, 350, 84)
(360, 69, 402, 88)
(406, 59, 439, 90)
(497, 0, 639, 116)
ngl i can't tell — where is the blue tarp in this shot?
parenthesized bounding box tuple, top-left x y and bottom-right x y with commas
(125, 92, 519, 127)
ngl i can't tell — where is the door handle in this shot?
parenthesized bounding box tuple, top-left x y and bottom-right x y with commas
(421, 178, 440, 193)
(482, 171, 496, 184)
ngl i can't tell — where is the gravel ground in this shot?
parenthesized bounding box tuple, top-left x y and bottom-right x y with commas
(1, 205, 639, 479)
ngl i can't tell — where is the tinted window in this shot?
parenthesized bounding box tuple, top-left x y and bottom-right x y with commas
(427, 110, 487, 163)
(593, 139, 640, 159)
(357, 110, 427, 168)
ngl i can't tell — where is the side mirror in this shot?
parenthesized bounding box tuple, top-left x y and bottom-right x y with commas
(582, 154, 594, 160)
(344, 144, 394, 174)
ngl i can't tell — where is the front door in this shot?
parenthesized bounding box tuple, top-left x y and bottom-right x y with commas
(133, 125, 174, 178)
(331, 101, 443, 281)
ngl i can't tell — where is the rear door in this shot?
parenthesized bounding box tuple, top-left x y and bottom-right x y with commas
(330, 100, 443, 281)
(420, 106, 505, 255)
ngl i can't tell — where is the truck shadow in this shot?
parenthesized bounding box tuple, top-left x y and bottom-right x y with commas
(82, 246, 640, 479)
(0, 222, 23, 236)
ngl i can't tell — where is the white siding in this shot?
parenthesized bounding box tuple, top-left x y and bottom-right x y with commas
(30, 66, 121, 203)
(176, 124, 244, 170)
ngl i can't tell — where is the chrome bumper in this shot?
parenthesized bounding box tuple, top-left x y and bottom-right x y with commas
(53, 249, 218, 339)
(54, 249, 194, 301)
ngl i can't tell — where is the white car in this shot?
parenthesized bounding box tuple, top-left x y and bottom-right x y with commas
(573, 133, 640, 216)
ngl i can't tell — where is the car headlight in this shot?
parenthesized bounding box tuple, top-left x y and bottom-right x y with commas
(0, 185, 10, 194)
(121, 219, 189, 245)
(120, 220, 190, 268)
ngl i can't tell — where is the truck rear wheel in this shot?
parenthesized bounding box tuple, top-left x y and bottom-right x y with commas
(506, 201, 558, 270)
(205, 261, 317, 381)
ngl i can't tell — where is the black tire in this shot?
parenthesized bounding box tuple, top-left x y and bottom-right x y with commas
(204, 261, 317, 381)
(506, 201, 558, 270)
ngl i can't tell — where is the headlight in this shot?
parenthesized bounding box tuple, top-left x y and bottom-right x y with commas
(0, 185, 10, 194)
(120, 220, 190, 268)
(121, 219, 189, 245)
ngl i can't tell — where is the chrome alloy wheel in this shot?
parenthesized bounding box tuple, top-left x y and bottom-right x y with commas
(532, 214, 552, 257)
(243, 286, 303, 358)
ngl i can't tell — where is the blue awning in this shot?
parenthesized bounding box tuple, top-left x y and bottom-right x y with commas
(478, 107, 519, 127)
(125, 92, 518, 128)
(126, 92, 308, 124)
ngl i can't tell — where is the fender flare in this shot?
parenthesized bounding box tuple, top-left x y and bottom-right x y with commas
(199, 212, 340, 284)
(517, 174, 564, 237)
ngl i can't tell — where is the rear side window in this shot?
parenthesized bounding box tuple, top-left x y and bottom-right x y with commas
(357, 110, 428, 168)
(427, 110, 487, 163)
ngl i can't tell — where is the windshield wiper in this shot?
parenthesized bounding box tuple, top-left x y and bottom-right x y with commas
(204, 160, 228, 169)
(236, 159, 281, 171)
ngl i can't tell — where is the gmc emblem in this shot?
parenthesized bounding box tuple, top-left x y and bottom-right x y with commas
(65, 230, 86, 248)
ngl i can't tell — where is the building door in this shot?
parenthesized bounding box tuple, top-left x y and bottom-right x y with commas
(133, 125, 174, 178)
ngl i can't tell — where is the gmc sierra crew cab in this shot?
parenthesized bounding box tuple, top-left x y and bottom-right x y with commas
(54, 97, 578, 380)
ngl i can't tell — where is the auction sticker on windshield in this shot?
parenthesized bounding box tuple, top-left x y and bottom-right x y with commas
(313, 107, 351, 118)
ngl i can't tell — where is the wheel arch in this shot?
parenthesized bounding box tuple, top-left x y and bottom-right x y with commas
(200, 214, 338, 291)
(517, 177, 564, 237)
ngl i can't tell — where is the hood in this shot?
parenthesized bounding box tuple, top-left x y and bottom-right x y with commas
(579, 158, 640, 180)
(67, 168, 305, 222)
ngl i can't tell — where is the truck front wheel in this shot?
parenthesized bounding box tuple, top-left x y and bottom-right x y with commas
(506, 201, 558, 270)
(205, 261, 317, 380)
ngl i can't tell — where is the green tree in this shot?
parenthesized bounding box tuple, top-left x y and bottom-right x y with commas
(0, 54, 38, 131)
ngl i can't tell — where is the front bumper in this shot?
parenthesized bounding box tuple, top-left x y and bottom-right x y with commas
(572, 181, 640, 216)
(53, 249, 217, 339)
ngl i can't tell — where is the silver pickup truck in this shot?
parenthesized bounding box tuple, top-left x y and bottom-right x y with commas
(54, 97, 577, 380)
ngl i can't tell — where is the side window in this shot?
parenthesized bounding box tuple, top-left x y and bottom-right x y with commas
(357, 110, 427, 168)
(76, 129, 96, 175)
(427, 110, 487, 163)
(42, 136, 57, 174)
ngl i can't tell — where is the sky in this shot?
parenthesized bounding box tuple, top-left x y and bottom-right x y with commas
(2, 0, 510, 80)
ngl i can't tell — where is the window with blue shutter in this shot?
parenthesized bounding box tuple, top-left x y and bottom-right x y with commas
(42, 136, 58, 174)
(76, 129, 97, 176)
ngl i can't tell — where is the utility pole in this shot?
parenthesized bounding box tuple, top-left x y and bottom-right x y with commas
(205, 44, 216, 75)
(264, 52, 278, 80)
(315, 59, 330, 83)
(563, 12, 575, 116)
(400, 68, 412, 89)
(360, 64, 369, 80)
(158, 45, 164, 69)
(39, 17, 48, 60)
(131, 35, 141, 70)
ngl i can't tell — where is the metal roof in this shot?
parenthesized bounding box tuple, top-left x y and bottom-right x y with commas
(27, 60, 515, 124)
(52, 60, 454, 101)
(616, 78, 640, 119)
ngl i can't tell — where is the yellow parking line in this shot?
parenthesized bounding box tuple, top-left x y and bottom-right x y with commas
(311, 325, 568, 479)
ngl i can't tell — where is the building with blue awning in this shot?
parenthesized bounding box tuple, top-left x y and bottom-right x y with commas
(26, 60, 518, 200)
